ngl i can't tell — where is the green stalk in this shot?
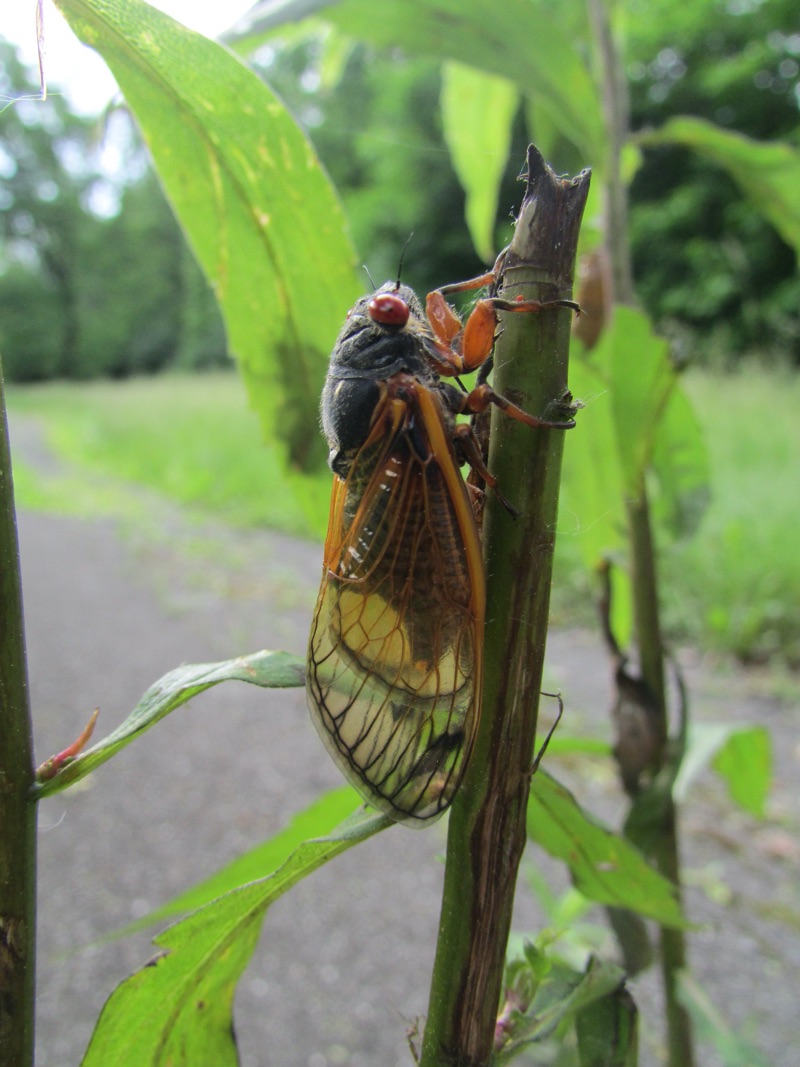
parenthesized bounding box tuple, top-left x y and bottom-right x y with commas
(0, 365, 37, 1066)
(627, 493, 693, 1067)
(419, 147, 589, 1067)
(587, 1, 695, 1063)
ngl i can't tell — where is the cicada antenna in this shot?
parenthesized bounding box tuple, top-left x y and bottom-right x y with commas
(395, 232, 414, 290)
(362, 264, 377, 291)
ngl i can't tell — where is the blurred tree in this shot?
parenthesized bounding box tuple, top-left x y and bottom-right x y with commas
(0, 42, 94, 377)
(4, 0, 799, 379)
(626, 0, 800, 363)
(75, 169, 224, 378)
(0, 262, 65, 379)
(0, 41, 227, 380)
(249, 0, 799, 366)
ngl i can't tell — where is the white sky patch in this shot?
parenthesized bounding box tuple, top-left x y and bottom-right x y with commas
(2, 0, 256, 115)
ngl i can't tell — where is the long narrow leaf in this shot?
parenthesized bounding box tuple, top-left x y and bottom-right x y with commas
(227, 0, 605, 164)
(81, 805, 389, 1067)
(34, 650, 304, 798)
(55, 0, 361, 468)
(606, 306, 676, 494)
(559, 345, 627, 565)
(557, 347, 632, 644)
(528, 770, 687, 928)
(638, 117, 800, 258)
(119, 786, 365, 933)
(441, 62, 519, 261)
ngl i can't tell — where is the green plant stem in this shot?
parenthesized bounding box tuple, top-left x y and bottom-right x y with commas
(628, 494, 693, 1067)
(0, 367, 37, 1066)
(653, 816, 692, 1066)
(588, 0, 634, 306)
(588, 1, 696, 1063)
(419, 147, 589, 1067)
(626, 491, 666, 722)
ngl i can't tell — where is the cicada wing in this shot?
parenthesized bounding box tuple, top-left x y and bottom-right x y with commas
(307, 384, 484, 825)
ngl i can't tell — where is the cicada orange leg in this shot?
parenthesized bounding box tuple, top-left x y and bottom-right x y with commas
(424, 262, 580, 377)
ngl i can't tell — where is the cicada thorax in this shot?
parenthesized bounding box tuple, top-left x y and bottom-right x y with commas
(307, 372, 484, 825)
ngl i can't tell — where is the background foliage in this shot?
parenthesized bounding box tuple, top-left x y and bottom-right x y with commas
(2, 0, 799, 381)
(2, 1, 798, 1064)
(2, 0, 800, 667)
(0, 43, 226, 382)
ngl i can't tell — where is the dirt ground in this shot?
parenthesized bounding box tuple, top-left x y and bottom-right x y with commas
(8, 413, 800, 1066)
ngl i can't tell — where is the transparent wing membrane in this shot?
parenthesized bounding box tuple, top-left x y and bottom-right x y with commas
(307, 384, 484, 824)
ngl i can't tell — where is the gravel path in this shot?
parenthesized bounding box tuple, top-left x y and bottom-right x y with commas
(8, 414, 799, 1067)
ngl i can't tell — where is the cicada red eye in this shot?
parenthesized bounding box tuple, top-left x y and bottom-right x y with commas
(368, 292, 410, 327)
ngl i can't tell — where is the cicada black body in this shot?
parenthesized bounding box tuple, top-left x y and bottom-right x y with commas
(306, 270, 577, 825)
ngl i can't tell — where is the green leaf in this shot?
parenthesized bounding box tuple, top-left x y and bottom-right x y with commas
(34, 650, 305, 798)
(673, 723, 772, 818)
(712, 726, 771, 818)
(577, 305, 704, 512)
(230, 0, 605, 164)
(559, 345, 627, 568)
(575, 983, 638, 1067)
(441, 62, 519, 261)
(607, 563, 634, 654)
(317, 26, 356, 90)
(558, 346, 633, 645)
(80, 805, 389, 1067)
(55, 0, 361, 469)
(528, 771, 687, 928)
(605, 306, 675, 495)
(224, 0, 336, 46)
(651, 384, 711, 541)
(622, 775, 674, 858)
(546, 736, 612, 759)
(638, 116, 800, 259)
(560, 310, 708, 644)
(575, 161, 606, 255)
(676, 970, 773, 1067)
(523, 97, 562, 172)
(497, 955, 626, 1061)
(121, 786, 365, 933)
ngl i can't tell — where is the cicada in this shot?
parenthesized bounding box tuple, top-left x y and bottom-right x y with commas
(306, 259, 577, 825)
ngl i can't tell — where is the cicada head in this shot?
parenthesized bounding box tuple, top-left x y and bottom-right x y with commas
(326, 283, 430, 381)
(321, 283, 440, 479)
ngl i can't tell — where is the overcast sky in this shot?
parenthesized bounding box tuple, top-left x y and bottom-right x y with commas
(3, 0, 256, 113)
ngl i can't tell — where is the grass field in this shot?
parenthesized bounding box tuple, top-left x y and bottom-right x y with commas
(660, 370, 800, 665)
(6, 371, 331, 538)
(6, 367, 800, 665)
